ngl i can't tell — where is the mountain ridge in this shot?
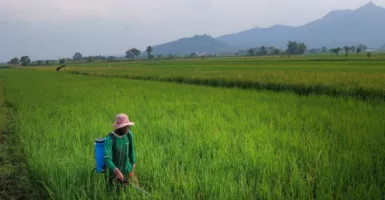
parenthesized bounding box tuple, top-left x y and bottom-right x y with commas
(152, 2, 385, 55)
(217, 1, 385, 49)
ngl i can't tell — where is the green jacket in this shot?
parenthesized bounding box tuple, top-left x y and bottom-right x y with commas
(104, 130, 136, 175)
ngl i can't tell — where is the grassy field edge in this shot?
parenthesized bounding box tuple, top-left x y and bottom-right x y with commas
(0, 82, 41, 200)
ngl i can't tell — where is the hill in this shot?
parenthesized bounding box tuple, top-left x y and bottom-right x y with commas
(217, 2, 385, 49)
(152, 34, 234, 55)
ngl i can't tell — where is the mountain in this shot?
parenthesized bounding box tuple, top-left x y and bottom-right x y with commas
(152, 34, 234, 55)
(217, 2, 385, 49)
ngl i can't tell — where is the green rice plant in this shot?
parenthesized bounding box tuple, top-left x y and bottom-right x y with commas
(0, 69, 384, 199)
(35, 56, 385, 100)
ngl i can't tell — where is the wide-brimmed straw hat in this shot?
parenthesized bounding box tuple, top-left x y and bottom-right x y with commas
(113, 113, 134, 130)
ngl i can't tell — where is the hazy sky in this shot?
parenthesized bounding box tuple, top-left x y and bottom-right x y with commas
(1, 0, 384, 61)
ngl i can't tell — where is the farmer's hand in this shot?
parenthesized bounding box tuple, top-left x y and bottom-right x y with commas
(114, 168, 124, 183)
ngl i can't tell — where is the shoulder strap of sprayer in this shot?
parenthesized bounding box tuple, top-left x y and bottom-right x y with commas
(127, 131, 132, 145)
(108, 131, 131, 148)
(108, 132, 116, 149)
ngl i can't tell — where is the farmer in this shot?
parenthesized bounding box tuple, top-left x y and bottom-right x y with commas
(104, 113, 139, 189)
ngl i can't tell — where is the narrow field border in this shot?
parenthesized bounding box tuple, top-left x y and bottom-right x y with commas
(70, 71, 385, 101)
(0, 83, 41, 200)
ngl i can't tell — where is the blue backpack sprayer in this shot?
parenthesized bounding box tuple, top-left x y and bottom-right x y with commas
(93, 135, 152, 197)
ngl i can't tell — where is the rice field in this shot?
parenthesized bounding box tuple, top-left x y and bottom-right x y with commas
(34, 56, 385, 100)
(0, 65, 384, 199)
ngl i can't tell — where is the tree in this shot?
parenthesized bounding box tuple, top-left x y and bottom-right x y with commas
(59, 58, 66, 64)
(357, 44, 367, 51)
(287, 41, 298, 55)
(128, 48, 141, 57)
(248, 48, 256, 56)
(356, 44, 367, 54)
(45, 60, 51, 64)
(146, 46, 153, 58)
(298, 43, 307, 54)
(351, 46, 356, 53)
(87, 56, 93, 62)
(125, 50, 134, 59)
(287, 41, 307, 55)
(20, 56, 31, 66)
(267, 47, 275, 55)
(8, 57, 19, 64)
(344, 46, 352, 57)
(37, 60, 44, 65)
(260, 46, 267, 55)
(330, 47, 341, 56)
(73, 52, 83, 60)
(273, 48, 281, 55)
(107, 56, 116, 61)
(367, 52, 372, 58)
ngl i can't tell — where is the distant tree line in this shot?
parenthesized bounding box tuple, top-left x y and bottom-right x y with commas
(240, 46, 282, 56)
(328, 44, 368, 57)
(240, 41, 307, 57)
(8, 56, 31, 66)
(7, 41, 376, 66)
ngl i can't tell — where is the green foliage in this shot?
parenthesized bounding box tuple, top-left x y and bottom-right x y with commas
(128, 48, 141, 57)
(356, 44, 367, 54)
(73, 52, 83, 60)
(287, 41, 307, 55)
(330, 47, 341, 56)
(146, 46, 153, 58)
(367, 52, 372, 58)
(107, 56, 116, 62)
(244, 47, 281, 56)
(0, 69, 384, 199)
(260, 46, 267, 55)
(248, 48, 256, 56)
(87, 56, 93, 62)
(8, 57, 19, 64)
(20, 56, 31, 66)
(273, 48, 281, 55)
(59, 58, 66, 65)
(344, 46, 354, 57)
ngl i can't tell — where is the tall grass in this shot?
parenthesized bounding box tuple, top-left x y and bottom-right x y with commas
(0, 69, 384, 199)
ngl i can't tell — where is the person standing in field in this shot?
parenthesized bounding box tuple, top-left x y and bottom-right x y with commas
(104, 113, 139, 189)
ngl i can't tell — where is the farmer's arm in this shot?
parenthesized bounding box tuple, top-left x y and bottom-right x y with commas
(104, 137, 116, 171)
(128, 131, 136, 165)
